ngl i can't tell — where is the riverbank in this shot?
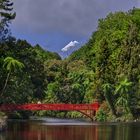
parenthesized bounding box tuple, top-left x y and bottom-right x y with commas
(29, 115, 140, 124)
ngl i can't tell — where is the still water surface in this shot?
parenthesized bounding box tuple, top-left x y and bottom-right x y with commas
(0, 118, 140, 140)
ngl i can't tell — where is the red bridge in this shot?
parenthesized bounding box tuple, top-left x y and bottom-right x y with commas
(0, 103, 100, 120)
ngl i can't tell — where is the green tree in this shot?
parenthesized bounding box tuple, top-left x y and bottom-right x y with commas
(115, 78, 133, 113)
(1, 57, 24, 97)
(102, 83, 116, 116)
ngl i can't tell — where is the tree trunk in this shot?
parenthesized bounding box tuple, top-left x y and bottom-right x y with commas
(1, 71, 11, 97)
(105, 92, 117, 116)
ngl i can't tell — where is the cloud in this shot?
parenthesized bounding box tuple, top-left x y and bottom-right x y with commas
(13, 0, 137, 37)
(61, 41, 79, 52)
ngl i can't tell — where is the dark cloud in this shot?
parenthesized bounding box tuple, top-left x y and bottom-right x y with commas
(13, 0, 137, 37)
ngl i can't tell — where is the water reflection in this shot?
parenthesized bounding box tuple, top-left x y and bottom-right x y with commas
(0, 120, 140, 140)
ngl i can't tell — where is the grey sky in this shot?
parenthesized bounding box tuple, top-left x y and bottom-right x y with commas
(13, 0, 138, 36)
(11, 0, 138, 56)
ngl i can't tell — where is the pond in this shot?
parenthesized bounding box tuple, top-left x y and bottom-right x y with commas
(0, 118, 140, 140)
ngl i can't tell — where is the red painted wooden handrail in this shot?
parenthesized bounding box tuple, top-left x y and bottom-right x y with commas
(0, 103, 100, 111)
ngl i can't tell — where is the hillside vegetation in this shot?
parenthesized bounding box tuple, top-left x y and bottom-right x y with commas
(68, 8, 140, 120)
(0, 1, 139, 121)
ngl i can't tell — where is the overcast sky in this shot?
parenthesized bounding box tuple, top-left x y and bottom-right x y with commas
(11, 0, 138, 57)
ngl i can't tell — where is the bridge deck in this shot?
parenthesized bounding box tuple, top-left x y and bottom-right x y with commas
(0, 103, 100, 111)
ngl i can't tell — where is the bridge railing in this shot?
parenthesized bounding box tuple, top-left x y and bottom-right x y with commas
(0, 103, 100, 111)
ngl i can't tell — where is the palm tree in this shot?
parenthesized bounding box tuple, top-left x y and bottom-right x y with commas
(102, 83, 117, 116)
(1, 57, 24, 96)
(115, 78, 133, 113)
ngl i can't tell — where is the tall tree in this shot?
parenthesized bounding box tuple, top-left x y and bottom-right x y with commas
(102, 83, 117, 116)
(115, 78, 133, 113)
(1, 57, 24, 97)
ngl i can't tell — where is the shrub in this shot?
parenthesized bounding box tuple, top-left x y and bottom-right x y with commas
(96, 109, 107, 122)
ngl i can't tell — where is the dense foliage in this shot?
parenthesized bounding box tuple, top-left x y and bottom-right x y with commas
(0, 1, 139, 120)
(69, 8, 140, 120)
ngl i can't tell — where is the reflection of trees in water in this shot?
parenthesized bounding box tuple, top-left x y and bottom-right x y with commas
(115, 124, 138, 140)
(5, 122, 99, 140)
(0, 134, 4, 140)
(41, 125, 98, 140)
(95, 124, 140, 140)
(2, 121, 140, 140)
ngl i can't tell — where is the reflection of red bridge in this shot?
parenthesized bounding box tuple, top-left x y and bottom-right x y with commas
(0, 103, 100, 120)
